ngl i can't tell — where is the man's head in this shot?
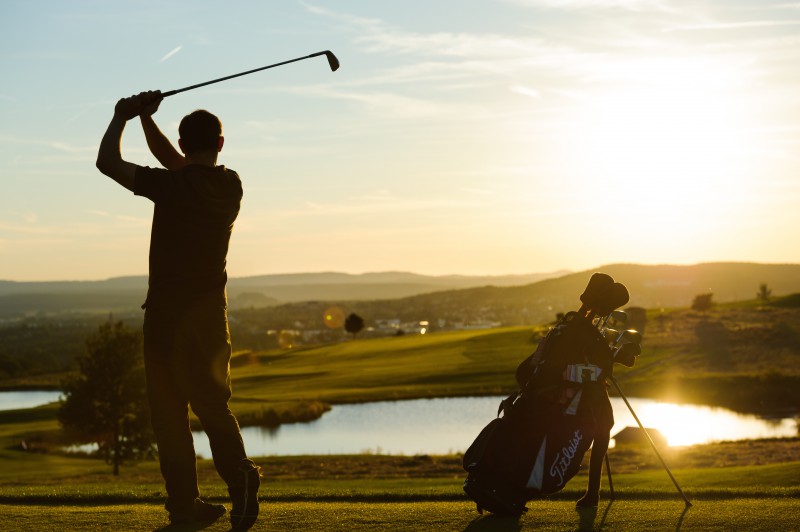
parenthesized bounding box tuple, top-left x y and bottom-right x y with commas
(178, 110, 224, 156)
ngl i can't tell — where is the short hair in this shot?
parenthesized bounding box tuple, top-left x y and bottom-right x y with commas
(179, 110, 222, 153)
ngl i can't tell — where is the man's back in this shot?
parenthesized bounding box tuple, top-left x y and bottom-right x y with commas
(135, 163, 242, 305)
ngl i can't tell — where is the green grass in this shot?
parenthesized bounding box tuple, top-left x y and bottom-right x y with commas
(225, 326, 540, 423)
(3, 499, 799, 532)
(3, 442, 794, 530)
(2, 306, 799, 529)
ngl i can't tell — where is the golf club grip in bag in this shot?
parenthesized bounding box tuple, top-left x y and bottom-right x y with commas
(462, 312, 612, 516)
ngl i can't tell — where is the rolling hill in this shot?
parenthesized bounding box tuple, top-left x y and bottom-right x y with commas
(2, 263, 799, 320)
(230, 263, 800, 333)
(0, 271, 566, 315)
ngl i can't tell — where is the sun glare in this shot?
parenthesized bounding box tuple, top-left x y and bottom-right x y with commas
(561, 57, 760, 239)
(617, 401, 797, 447)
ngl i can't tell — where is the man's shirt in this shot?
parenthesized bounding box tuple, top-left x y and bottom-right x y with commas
(134, 164, 242, 308)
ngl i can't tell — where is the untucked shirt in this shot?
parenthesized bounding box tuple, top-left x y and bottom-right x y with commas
(134, 164, 242, 307)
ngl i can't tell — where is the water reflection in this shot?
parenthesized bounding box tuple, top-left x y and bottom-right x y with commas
(191, 396, 797, 457)
(616, 399, 797, 447)
(4, 391, 793, 456)
(0, 390, 61, 411)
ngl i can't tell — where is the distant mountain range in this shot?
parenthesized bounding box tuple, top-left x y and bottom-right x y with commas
(228, 262, 800, 332)
(1, 263, 799, 317)
(0, 270, 568, 315)
(385, 262, 800, 326)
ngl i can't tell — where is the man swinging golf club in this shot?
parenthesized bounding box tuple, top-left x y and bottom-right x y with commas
(96, 91, 260, 529)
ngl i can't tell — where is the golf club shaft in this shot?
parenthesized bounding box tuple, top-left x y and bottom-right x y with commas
(609, 375, 693, 507)
(162, 51, 333, 97)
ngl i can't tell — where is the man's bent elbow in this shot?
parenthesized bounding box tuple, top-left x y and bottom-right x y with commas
(96, 158, 108, 175)
(95, 157, 137, 191)
(96, 157, 116, 179)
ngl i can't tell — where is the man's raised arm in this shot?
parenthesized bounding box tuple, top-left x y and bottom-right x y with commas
(96, 91, 159, 191)
(140, 92, 187, 171)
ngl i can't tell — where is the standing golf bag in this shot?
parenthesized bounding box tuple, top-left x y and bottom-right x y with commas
(462, 308, 615, 516)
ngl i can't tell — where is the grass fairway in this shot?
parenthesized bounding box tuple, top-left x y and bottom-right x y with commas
(1, 498, 797, 531)
(1, 457, 798, 530)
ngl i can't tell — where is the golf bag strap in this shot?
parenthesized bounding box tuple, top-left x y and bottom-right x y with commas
(498, 392, 519, 417)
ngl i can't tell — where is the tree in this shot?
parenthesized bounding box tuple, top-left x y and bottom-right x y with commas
(691, 293, 714, 311)
(757, 283, 772, 303)
(344, 313, 365, 339)
(58, 320, 154, 475)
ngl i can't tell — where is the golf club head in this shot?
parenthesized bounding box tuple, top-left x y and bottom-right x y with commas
(603, 327, 620, 342)
(580, 273, 615, 309)
(614, 329, 642, 347)
(323, 50, 340, 71)
(594, 282, 629, 316)
(614, 342, 641, 367)
(609, 310, 628, 326)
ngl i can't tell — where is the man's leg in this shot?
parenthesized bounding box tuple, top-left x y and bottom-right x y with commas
(180, 300, 260, 529)
(143, 308, 201, 513)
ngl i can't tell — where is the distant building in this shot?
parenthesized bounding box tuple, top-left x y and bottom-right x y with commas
(612, 426, 668, 447)
(452, 320, 502, 330)
(374, 319, 401, 332)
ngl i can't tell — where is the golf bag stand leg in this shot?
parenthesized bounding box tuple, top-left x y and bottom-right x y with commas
(604, 452, 614, 500)
(608, 376, 692, 508)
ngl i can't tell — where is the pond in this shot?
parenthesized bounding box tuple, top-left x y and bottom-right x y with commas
(194, 396, 797, 458)
(3, 391, 795, 456)
(0, 390, 61, 411)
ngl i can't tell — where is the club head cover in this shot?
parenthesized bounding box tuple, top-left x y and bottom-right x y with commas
(595, 282, 630, 315)
(614, 342, 641, 367)
(580, 273, 615, 310)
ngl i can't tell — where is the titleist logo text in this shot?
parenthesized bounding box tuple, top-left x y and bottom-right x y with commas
(549, 430, 583, 486)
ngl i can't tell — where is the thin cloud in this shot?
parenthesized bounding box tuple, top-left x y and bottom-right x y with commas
(267, 195, 478, 220)
(50, 142, 95, 153)
(505, 0, 670, 10)
(510, 85, 542, 98)
(664, 20, 800, 32)
(159, 45, 183, 63)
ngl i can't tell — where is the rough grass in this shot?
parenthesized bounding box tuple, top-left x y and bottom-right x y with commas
(3, 499, 800, 532)
(1, 458, 799, 531)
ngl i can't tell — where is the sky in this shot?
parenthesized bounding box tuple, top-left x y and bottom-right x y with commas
(1, 0, 800, 281)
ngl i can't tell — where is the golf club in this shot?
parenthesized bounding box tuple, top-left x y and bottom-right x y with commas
(598, 309, 627, 334)
(602, 327, 620, 342)
(613, 342, 641, 367)
(611, 329, 642, 347)
(162, 50, 340, 98)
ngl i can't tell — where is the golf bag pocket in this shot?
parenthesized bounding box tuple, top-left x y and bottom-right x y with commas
(525, 410, 595, 494)
(463, 417, 503, 473)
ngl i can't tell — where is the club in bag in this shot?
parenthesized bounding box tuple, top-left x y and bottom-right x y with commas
(613, 342, 641, 367)
(611, 329, 642, 347)
(579, 273, 615, 317)
(598, 309, 628, 334)
(162, 50, 340, 98)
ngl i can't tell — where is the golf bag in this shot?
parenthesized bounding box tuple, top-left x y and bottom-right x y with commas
(462, 311, 613, 516)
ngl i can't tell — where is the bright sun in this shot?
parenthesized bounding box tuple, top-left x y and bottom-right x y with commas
(560, 57, 760, 243)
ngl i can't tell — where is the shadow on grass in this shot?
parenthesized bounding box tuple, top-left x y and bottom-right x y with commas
(462, 514, 522, 532)
(152, 520, 220, 532)
(574, 498, 692, 531)
(575, 503, 600, 531)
